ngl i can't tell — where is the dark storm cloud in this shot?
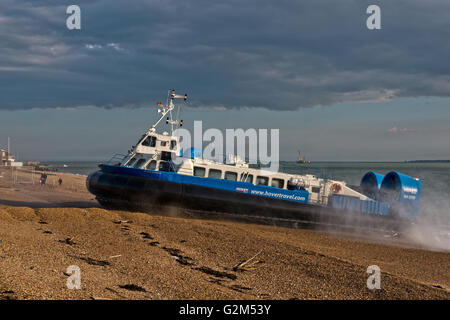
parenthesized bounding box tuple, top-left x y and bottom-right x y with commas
(1, 0, 450, 110)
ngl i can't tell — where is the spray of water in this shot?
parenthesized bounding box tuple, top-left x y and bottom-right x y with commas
(329, 169, 450, 252)
(402, 170, 450, 252)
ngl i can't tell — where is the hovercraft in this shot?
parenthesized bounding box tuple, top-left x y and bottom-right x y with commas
(87, 90, 422, 230)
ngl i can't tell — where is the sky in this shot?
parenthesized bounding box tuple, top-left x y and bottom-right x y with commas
(1, 0, 450, 161)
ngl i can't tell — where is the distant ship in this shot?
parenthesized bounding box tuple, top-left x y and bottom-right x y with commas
(297, 150, 310, 164)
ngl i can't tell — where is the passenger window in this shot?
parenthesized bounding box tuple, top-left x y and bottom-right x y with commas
(194, 167, 206, 177)
(241, 174, 253, 183)
(312, 187, 321, 193)
(126, 157, 137, 167)
(158, 161, 170, 172)
(170, 140, 177, 150)
(134, 159, 147, 168)
(208, 169, 222, 179)
(225, 171, 238, 181)
(271, 178, 285, 189)
(146, 160, 157, 170)
(256, 176, 269, 186)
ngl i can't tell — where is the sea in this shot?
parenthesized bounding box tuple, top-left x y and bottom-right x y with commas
(45, 160, 450, 223)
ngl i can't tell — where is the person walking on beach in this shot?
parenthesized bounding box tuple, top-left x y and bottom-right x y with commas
(58, 177, 62, 186)
(39, 173, 47, 185)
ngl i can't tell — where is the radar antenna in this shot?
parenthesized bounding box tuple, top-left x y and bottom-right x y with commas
(149, 89, 187, 135)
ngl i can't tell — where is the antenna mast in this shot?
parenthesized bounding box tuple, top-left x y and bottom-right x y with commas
(149, 89, 187, 135)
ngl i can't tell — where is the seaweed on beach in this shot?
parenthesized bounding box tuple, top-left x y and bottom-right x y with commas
(77, 256, 110, 266)
(118, 284, 146, 292)
(232, 250, 264, 272)
(162, 247, 194, 266)
(229, 284, 252, 292)
(140, 232, 153, 239)
(194, 266, 237, 280)
(58, 237, 75, 245)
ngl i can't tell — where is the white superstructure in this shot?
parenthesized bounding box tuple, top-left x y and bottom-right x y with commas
(115, 90, 370, 206)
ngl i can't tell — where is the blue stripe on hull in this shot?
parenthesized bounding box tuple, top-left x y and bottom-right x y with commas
(100, 164, 309, 204)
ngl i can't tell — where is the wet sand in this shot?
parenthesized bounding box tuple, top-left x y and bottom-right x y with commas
(0, 168, 448, 300)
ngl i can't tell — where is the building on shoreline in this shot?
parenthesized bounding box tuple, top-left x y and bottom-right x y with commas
(0, 148, 22, 166)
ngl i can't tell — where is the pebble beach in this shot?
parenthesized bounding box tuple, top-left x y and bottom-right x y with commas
(0, 168, 448, 300)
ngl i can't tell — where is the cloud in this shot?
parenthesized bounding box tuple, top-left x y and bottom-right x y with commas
(1, 0, 450, 110)
(85, 43, 124, 51)
(106, 43, 123, 51)
(85, 44, 103, 50)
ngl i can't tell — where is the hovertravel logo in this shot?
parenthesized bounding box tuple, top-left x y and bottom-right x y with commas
(250, 189, 305, 201)
(172, 121, 280, 173)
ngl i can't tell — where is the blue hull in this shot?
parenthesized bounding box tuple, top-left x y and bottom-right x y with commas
(86, 165, 403, 230)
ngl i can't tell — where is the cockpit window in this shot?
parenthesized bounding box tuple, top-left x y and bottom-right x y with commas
(142, 136, 156, 147)
(160, 151, 173, 161)
(170, 140, 177, 150)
